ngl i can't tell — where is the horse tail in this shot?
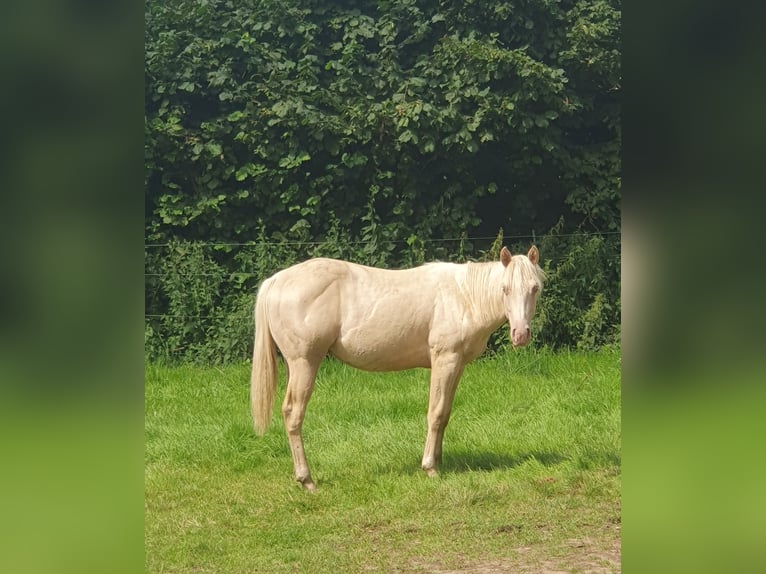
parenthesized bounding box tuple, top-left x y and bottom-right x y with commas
(251, 277, 277, 435)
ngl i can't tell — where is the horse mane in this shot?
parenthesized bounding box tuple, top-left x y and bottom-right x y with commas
(464, 255, 544, 289)
(512, 255, 546, 286)
(462, 261, 506, 326)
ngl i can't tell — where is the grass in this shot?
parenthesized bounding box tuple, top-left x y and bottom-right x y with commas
(145, 346, 621, 573)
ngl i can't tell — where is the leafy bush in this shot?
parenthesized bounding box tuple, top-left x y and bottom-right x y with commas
(146, 0, 620, 247)
(533, 223, 620, 350)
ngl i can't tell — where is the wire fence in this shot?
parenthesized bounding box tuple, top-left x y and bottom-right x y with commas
(144, 230, 620, 249)
(144, 231, 621, 280)
(145, 231, 622, 358)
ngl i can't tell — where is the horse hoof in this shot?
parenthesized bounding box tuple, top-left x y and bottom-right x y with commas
(300, 479, 317, 492)
(424, 468, 439, 478)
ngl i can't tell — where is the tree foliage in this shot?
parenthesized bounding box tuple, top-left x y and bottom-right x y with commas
(145, 0, 621, 362)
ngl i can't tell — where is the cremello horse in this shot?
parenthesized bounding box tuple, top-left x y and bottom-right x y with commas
(251, 246, 544, 490)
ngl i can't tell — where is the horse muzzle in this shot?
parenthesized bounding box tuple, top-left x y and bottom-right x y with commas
(511, 326, 531, 347)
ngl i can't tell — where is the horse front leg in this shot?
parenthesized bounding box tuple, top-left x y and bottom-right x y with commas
(421, 352, 465, 477)
(282, 358, 319, 491)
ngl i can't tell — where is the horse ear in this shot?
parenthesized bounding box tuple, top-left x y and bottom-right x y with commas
(527, 245, 539, 265)
(500, 246, 512, 267)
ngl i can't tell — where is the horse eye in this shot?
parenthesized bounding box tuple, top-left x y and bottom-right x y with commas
(531, 284, 539, 294)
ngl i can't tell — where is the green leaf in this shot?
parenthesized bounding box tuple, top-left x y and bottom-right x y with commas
(205, 142, 222, 156)
(235, 166, 250, 181)
(341, 152, 368, 167)
(278, 152, 311, 169)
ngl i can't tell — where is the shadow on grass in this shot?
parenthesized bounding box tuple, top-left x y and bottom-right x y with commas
(441, 450, 569, 473)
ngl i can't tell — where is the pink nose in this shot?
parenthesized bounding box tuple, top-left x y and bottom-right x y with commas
(512, 326, 531, 347)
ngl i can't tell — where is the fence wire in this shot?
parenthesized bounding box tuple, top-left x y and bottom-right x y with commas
(145, 230, 620, 249)
(144, 231, 621, 279)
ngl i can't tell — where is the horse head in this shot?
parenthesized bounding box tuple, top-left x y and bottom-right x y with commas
(500, 245, 544, 347)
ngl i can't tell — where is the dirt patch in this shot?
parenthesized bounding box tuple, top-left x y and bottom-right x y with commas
(418, 527, 621, 573)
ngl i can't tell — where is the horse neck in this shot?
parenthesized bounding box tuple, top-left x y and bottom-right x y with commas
(462, 261, 506, 330)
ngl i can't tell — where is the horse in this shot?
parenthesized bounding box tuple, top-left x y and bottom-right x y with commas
(250, 245, 544, 490)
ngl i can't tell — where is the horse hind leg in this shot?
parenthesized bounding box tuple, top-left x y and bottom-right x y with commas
(282, 357, 320, 491)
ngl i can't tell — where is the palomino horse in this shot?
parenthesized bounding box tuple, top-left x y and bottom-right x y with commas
(250, 246, 544, 490)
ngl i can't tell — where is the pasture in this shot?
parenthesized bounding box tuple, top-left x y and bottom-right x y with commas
(145, 347, 621, 573)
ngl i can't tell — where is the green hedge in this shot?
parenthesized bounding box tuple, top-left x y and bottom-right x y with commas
(145, 0, 621, 362)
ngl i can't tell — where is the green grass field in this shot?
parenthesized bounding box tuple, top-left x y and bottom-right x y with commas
(145, 347, 621, 573)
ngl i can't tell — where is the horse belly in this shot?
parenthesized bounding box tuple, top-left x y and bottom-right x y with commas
(330, 326, 431, 371)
